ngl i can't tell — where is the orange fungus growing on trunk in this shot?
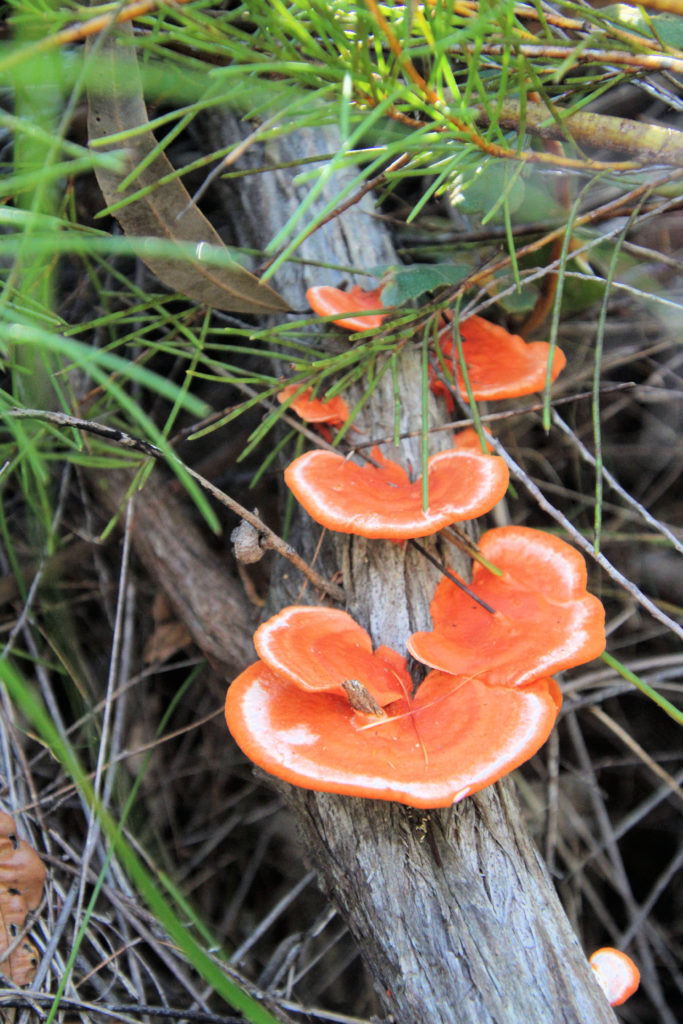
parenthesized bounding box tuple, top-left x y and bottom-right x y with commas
(277, 384, 349, 427)
(225, 653, 561, 808)
(590, 948, 640, 1006)
(407, 526, 605, 687)
(306, 284, 386, 331)
(0, 811, 46, 986)
(253, 605, 409, 708)
(284, 445, 509, 540)
(431, 315, 566, 407)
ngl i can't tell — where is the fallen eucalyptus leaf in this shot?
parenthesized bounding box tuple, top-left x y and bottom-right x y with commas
(86, 24, 290, 315)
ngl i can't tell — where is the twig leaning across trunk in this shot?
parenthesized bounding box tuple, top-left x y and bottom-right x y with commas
(203, 113, 619, 1023)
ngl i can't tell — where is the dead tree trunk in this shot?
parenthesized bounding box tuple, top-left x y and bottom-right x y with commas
(204, 115, 618, 1024)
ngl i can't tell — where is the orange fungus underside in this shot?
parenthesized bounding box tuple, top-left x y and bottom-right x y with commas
(225, 657, 561, 808)
(277, 384, 349, 426)
(284, 445, 509, 540)
(431, 315, 567, 406)
(307, 284, 386, 332)
(407, 526, 605, 687)
(590, 948, 640, 1006)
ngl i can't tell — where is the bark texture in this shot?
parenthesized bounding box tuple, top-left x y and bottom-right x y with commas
(204, 113, 618, 1023)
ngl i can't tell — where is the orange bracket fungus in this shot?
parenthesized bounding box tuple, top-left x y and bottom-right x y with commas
(277, 384, 349, 429)
(226, 632, 561, 808)
(0, 811, 46, 986)
(284, 445, 509, 540)
(253, 605, 409, 707)
(452, 426, 494, 454)
(589, 948, 640, 1006)
(431, 315, 567, 407)
(306, 284, 386, 332)
(407, 526, 605, 687)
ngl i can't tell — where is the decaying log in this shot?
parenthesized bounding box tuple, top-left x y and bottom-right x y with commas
(202, 113, 618, 1023)
(91, 469, 255, 676)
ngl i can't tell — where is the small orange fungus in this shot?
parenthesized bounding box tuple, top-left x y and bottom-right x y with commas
(307, 284, 386, 331)
(589, 948, 640, 1006)
(225, 650, 561, 808)
(432, 315, 566, 408)
(277, 384, 349, 427)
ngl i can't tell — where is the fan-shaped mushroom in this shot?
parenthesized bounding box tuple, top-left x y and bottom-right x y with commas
(431, 315, 566, 408)
(277, 384, 349, 428)
(225, 658, 561, 808)
(408, 526, 605, 687)
(307, 284, 386, 331)
(254, 605, 410, 707)
(0, 811, 45, 987)
(285, 445, 509, 540)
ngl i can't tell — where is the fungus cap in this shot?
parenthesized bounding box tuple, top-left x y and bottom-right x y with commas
(225, 660, 561, 808)
(254, 605, 410, 707)
(0, 890, 40, 986)
(432, 315, 566, 405)
(452, 426, 494, 454)
(0, 813, 45, 987)
(307, 284, 385, 331)
(285, 445, 509, 540)
(589, 948, 640, 1006)
(407, 526, 605, 687)
(277, 384, 349, 427)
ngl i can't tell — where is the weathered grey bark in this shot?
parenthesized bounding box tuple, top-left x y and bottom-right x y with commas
(205, 113, 619, 1024)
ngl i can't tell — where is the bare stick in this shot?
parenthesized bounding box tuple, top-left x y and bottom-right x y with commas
(491, 439, 683, 642)
(5, 408, 344, 603)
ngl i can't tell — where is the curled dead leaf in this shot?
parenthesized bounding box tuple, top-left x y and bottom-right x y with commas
(86, 23, 290, 315)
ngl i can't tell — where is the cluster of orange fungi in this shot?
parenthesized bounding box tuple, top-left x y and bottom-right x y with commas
(225, 281, 640, 1003)
(226, 280, 607, 806)
(226, 525, 603, 808)
(0, 811, 46, 986)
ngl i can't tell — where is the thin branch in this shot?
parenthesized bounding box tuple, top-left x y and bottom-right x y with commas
(633, 0, 683, 13)
(0, 0, 197, 74)
(498, 2, 681, 53)
(551, 411, 683, 556)
(470, 43, 683, 75)
(348, 382, 638, 449)
(409, 539, 496, 614)
(476, 100, 683, 168)
(491, 439, 683, 642)
(4, 408, 344, 603)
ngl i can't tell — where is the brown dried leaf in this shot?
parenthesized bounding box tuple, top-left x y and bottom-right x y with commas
(86, 25, 290, 315)
(0, 890, 40, 987)
(0, 813, 45, 911)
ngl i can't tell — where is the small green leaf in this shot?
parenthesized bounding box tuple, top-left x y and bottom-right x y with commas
(380, 261, 473, 306)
